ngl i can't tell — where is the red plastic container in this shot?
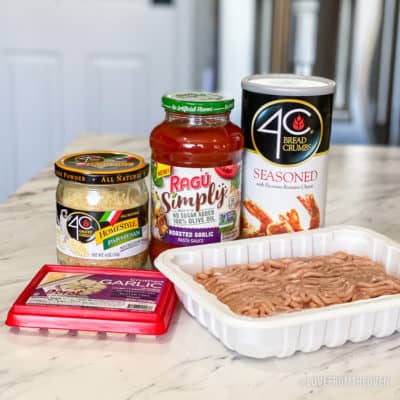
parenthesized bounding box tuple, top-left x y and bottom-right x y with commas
(6, 265, 177, 335)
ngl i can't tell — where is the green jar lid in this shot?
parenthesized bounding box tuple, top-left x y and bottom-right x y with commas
(162, 92, 234, 114)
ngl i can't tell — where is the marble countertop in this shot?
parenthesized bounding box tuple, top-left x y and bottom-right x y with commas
(1, 134, 400, 400)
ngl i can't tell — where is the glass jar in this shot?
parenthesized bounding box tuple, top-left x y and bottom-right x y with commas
(149, 92, 244, 262)
(55, 151, 149, 269)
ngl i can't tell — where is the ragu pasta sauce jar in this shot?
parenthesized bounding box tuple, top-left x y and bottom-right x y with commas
(241, 74, 336, 238)
(149, 92, 244, 262)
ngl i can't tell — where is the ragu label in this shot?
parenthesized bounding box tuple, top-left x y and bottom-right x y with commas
(241, 92, 333, 238)
(150, 160, 241, 245)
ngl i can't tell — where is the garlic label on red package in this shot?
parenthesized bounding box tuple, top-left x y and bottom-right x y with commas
(150, 160, 241, 245)
(27, 272, 166, 312)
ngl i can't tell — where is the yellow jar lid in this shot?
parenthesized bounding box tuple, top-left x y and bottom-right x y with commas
(55, 151, 149, 185)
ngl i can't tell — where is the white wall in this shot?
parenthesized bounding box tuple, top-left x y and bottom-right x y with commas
(217, 0, 256, 126)
(0, 0, 200, 202)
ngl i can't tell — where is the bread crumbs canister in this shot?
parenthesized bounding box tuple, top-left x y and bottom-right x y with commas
(241, 74, 336, 238)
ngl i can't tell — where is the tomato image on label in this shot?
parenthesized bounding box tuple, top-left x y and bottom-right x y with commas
(214, 164, 239, 179)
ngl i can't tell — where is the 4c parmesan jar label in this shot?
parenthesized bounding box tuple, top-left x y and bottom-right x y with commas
(56, 204, 148, 260)
(241, 74, 335, 238)
(151, 161, 241, 245)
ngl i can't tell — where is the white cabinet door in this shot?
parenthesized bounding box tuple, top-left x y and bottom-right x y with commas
(0, 0, 194, 201)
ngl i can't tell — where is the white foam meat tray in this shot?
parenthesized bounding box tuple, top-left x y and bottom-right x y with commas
(155, 226, 400, 358)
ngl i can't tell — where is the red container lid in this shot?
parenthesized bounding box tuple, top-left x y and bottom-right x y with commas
(6, 265, 177, 336)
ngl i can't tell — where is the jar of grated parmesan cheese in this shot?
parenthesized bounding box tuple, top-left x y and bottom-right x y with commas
(55, 151, 149, 269)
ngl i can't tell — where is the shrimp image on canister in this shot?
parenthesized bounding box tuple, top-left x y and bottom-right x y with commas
(240, 74, 336, 238)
